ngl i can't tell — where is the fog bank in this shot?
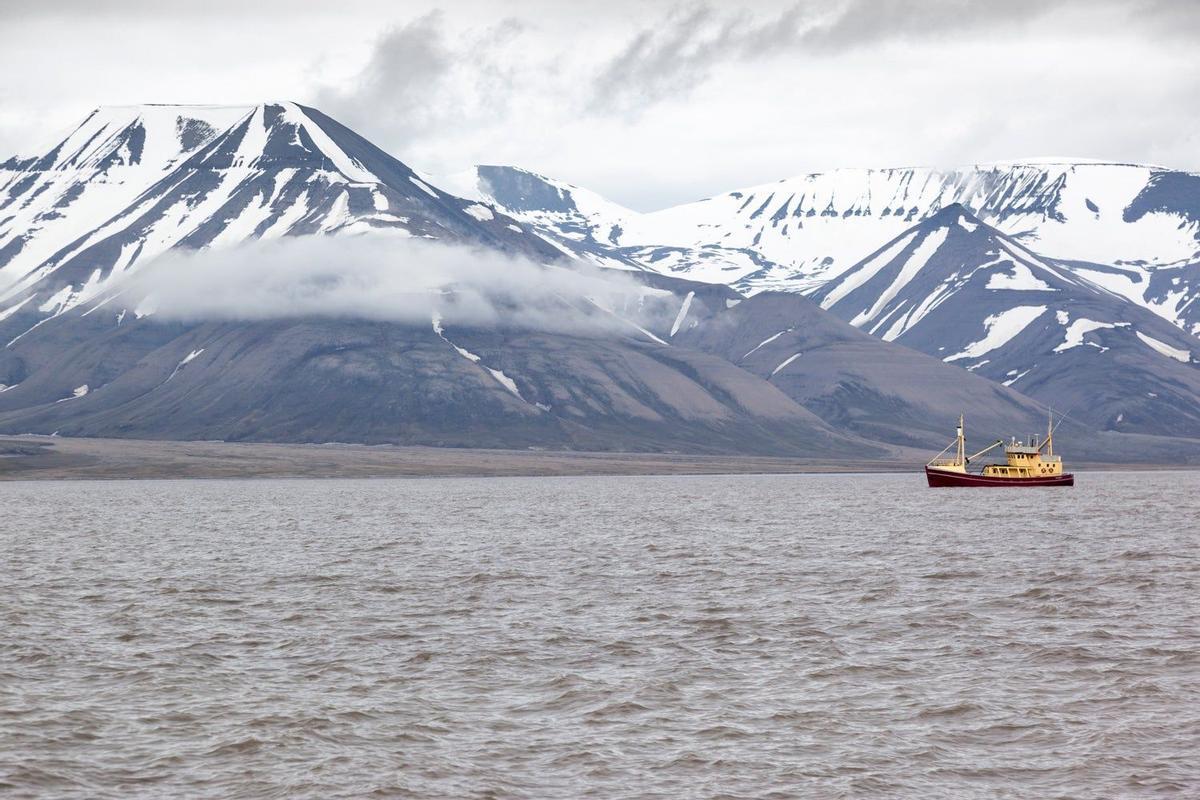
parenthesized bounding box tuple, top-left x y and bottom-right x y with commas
(127, 234, 668, 336)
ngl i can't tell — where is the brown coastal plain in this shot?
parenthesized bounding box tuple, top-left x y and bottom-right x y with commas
(0, 436, 922, 480)
(0, 436, 1181, 481)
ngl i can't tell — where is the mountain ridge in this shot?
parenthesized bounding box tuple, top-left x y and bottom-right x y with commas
(4, 104, 1200, 459)
(474, 161, 1200, 296)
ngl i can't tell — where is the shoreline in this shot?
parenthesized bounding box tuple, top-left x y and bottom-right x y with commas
(0, 435, 1193, 481)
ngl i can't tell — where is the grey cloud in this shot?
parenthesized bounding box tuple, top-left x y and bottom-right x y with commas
(314, 0, 1199, 158)
(1139, 0, 1200, 34)
(801, 0, 1055, 50)
(317, 13, 453, 145)
(588, 4, 777, 116)
(585, 0, 1196, 116)
(317, 12, 527, 150)
(0, 0, 382, 20)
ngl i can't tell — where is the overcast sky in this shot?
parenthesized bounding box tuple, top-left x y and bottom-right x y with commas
(1, 0, 1196, 210)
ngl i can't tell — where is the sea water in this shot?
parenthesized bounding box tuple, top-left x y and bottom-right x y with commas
(2, 473, 1197, 798)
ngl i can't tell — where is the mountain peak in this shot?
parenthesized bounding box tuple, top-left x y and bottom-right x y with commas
(923, 202, 982, 226)
(25, 104, 256, 172)
(17, 103, 374, 175)
(0, 102, 567, 320)
(473, 165, 635, 218)
(807, 193, 1116, 350)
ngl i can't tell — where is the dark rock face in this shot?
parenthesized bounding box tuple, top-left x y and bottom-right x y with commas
(1144, 260, 1200, 337)
(1124, 171, 1200, 236)
(477, 165, 580, 216)
(675, 291, 1050, 448)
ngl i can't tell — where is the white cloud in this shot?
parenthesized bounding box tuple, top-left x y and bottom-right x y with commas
(124, 234, 664, 336)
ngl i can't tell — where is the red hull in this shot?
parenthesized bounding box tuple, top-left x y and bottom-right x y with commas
(925, 466, 1074, 487)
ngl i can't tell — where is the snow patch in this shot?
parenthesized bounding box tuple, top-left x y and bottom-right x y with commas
(38, 286, 74, 314)
(463, 204, 494, 222)
(485, 367, 522, 398)
(56, 384, 89, 402)
(771, 352, 802, 376)
(533, 232, 579, 259)
(165, 348, 205, 382)
(432, 312, 537, 404)
(669, 291, 695, 337)
(819, 232, 917, 310)
(944, 305, 1047, 361)
(284, 104, 378, 183)
(985, 262, 1054, 291)
(1053, 318, 1124, 353)
(0, 296, 34, 323)
(432, 312, 481, 362)
(1136, 331, 1191, 363)
(409, 176, 439, 198)
(742, 328, 793, 359)
(1002, 369, 1031, 386)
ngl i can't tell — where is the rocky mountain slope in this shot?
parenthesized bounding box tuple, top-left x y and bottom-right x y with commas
(0, 308, 876, 455)
(674, 290, 1050, 448)
(808, 205, 1200, 437)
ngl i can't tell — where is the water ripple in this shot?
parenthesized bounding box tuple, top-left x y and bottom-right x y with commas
(1, 472, 1198, 798)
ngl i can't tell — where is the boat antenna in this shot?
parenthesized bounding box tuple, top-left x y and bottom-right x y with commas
(1042, 406, 1075, 456)
(1049, 407, 1074, 436)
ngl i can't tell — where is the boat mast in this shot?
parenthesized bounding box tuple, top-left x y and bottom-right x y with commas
(957, 413, 965, 466)
(1046, 408, 1054, 457)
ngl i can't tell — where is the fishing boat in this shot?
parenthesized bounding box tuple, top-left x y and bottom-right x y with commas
(925, 413, 1074, 487)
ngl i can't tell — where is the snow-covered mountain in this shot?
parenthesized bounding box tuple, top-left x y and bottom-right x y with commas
(471, 162, 1200, 433)
(0, 103, 563, 330)
(0, 104, 875, 455)
(472, 161, 1200, 305)
(808, 205, 1200, 437)
(4, 106, 1200, 457)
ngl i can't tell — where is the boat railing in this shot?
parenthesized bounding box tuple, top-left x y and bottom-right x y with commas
(928, 459, 961, 468)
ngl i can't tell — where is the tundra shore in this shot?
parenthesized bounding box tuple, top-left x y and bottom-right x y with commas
(2, 436, 1185, 481)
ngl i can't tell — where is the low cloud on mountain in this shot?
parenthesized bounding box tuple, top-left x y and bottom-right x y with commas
(125, 234, 660, 336)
